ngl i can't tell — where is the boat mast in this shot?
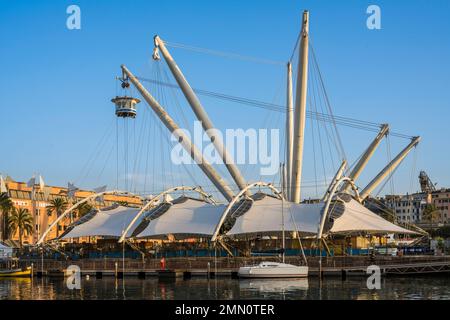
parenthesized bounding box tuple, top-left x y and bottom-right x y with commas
(359, 136, 421, 201)
(121, 65, 235, 202)
(291, 11, 310, 203)
(342, 124, 389, 192)
(153, 36, 249, 196)
(286, 62, 294, 201)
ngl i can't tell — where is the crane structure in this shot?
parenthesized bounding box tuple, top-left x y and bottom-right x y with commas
(121, 65, 235, 202)
(114, 10, 421, 207)
(419, 170, 436, 193)
(359, 137, 421, 201)
(341, 124, 389, 193)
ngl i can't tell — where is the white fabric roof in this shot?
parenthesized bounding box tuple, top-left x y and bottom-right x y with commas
(330, 198, 417, 234)
(227, 196, 323, 236)
(135, 198, 226, 238)
(60, 206, 140, 239)
(59, 195, 416, 241)
(226, 195, 416, 237)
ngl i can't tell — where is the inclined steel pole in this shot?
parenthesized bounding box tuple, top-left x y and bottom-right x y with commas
(286, 62, 294, 201)
(359, 136, 421, 201)
(342, 124, 389, 192)
(154, 36, 249, 195)
(121, 65, 235, 202)
(291, 11, 310, 203)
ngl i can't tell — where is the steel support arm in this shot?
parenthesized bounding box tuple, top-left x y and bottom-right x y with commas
(154, 36, 249, 195)
(342, 124, 389, 192)
(359, 136, 421, 201)
(122, 65, 235, 202)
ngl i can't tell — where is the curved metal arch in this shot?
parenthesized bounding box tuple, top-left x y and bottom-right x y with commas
(37, 190, 141, 245)
(210, 182, 283, 242)
(318, 177, 360, 239)
(118, 186, 216, 243)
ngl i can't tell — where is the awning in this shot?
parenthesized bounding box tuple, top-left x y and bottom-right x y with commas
(226, 194, 417, 237)
(134, 197, 226, 239)
(226, 195, 323, 237)
(329, 198, 417, 235)
(59, 205, 141, 239)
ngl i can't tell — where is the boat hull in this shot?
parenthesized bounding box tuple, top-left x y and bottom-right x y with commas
(238, 264, 308, 278)
(0, 267, 32, 278)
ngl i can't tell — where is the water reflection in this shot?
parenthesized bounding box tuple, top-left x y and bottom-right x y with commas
(239, 278, 309, 300)
(0, 276, 449, 300)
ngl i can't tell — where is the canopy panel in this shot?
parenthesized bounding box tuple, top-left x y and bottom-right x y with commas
(330, 198, 417, 234)
(60, 205, 141, 239)
(226, 195, 323, 237)
(134, 198, 226, 239)
(226, 194, 417, 237)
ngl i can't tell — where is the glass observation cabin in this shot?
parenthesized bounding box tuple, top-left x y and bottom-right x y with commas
(111, 96, 141, 118)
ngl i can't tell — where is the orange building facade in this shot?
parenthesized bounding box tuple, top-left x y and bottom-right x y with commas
(1, 179, 142, 245)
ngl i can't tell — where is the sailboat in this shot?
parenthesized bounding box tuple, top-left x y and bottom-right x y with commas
(238, 165, 308, 278)
(238, 261, 308, 278)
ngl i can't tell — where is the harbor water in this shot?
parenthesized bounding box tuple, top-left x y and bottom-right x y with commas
(1, 276, 449, 300)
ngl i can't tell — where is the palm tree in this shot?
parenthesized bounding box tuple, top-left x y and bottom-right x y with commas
(46, 198, 68, 238)
(75, 202, 93, 218)
(8, 208, 33, 247)
(0, 192, 14, 241)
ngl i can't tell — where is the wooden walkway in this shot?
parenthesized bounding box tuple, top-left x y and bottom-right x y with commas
(22, 255, 450, 278)
(32, 261, 450, 279)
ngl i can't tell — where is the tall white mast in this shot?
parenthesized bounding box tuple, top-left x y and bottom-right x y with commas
(153, 36, 249, 195)
(291, 11, 310, 203)
(359, 136, 421, 201)
(286, 62, 294, 201)
(121, 65, 235, 202)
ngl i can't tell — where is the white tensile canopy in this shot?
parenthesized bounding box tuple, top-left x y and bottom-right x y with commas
(329, 198, 417, 234)
(60, 205, 141, 239)
(226, 194, 417, 237)
(57, 194, 416, 241)
(134, 198, 226, 239)
(226, 195, 322, 237)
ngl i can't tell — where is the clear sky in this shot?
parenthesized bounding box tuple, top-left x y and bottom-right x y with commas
(0, 0, 449, 200)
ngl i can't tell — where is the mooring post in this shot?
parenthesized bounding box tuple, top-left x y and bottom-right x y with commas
(341, 269, 347, 281)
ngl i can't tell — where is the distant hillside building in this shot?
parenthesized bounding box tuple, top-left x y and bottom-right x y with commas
(382, 193, 429, 224)
(430, 188, 450, 224)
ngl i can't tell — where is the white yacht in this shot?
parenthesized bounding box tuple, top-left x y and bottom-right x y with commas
(238, 261, 308, 278)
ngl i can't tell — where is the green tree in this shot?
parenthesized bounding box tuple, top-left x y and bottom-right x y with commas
(0, 192, 14, 241)
(75, 202, 93, 218)
(8, 208, 33, 247)
(46, 198, 68, 238)
(422, 204, 441, 226)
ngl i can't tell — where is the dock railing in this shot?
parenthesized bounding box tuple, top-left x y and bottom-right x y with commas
(19, 255, 450, 273)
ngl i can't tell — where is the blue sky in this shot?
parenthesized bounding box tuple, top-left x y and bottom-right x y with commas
(0, 0, 449, 200)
